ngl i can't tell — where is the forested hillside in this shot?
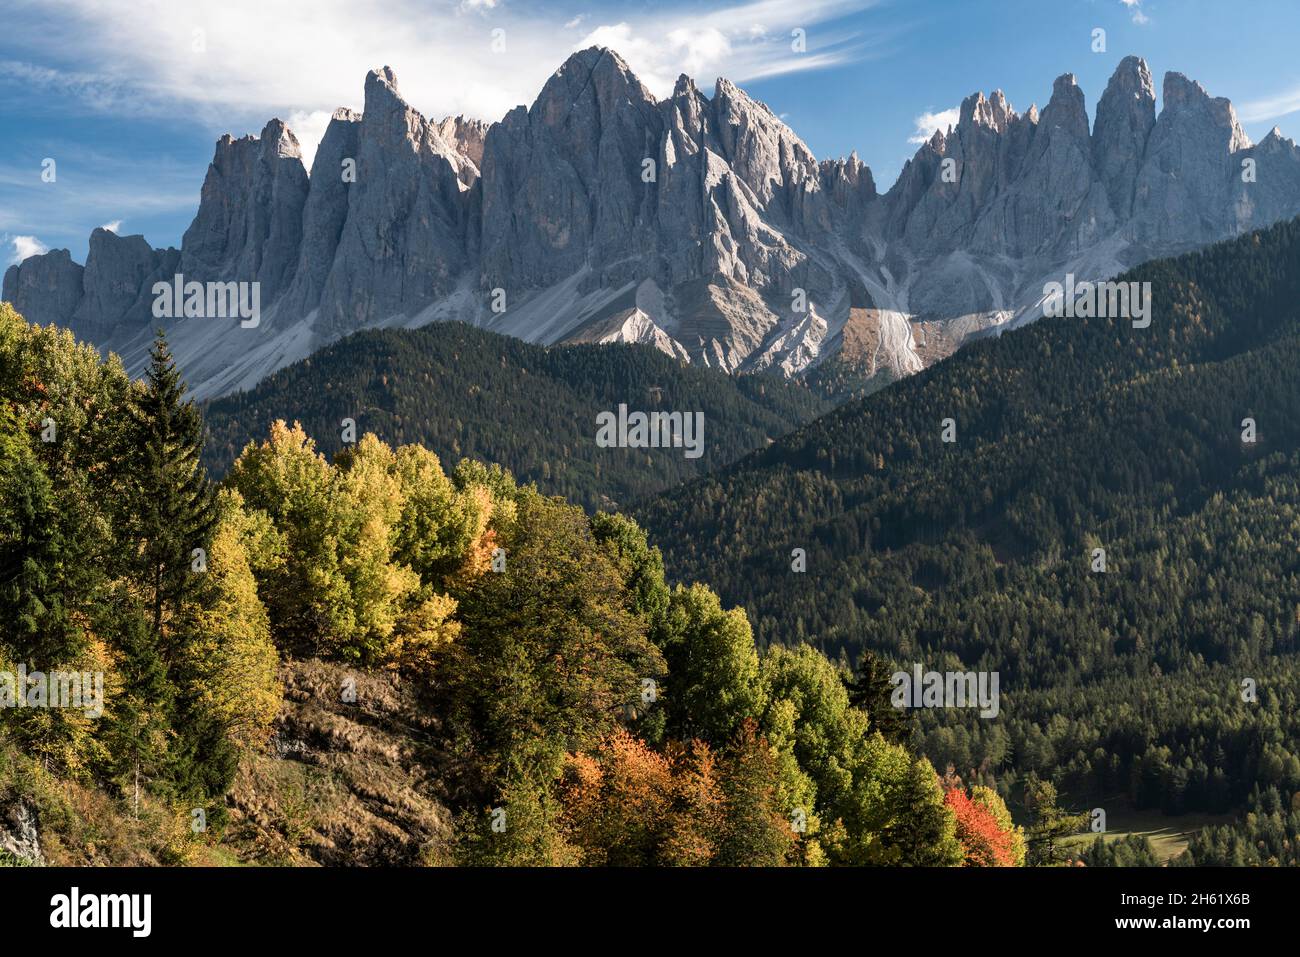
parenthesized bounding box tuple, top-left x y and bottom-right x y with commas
(0, 304, 1028, 867)
(639, 217, 1300, 825)
(201, 323, 830, 512)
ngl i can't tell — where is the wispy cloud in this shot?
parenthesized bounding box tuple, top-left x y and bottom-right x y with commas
(908, 106, 959, 144)
(577, 0, 882, 97)
(1120, 0, 1150, 26)
(1240, 86, 1300, 124)
(0, 142, 200, 257)
(6, 234, 48, 265)
(7, 0, 881, 165)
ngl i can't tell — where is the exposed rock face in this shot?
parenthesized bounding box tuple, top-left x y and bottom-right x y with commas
(312, 67, 474, 340)
(436, 115, 490, 178)
(1134, 72, 1253, 246)
(73, 228, 179, 338)
(480, 47, 663, 292)
(10, 49, 1300, 400)
(3, 248, 84, 327)
(280, 108, 361, 317)
(0, 800, 45, 865)
(1092, 55, 1157, 219)
(180, 119, 310, 303)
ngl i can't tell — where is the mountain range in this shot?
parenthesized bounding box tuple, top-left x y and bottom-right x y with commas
(636, 215, 1300, 815)
(6, 47, 1300, 399)
(199, 321, 829, 511)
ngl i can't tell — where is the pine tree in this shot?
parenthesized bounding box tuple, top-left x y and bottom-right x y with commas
(887, 758, 963, 866)
(845, 648, 910, 746)
(123, 331, 217, 658)
(105, 600, 176, 817)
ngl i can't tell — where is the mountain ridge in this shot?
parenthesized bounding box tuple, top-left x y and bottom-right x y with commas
(199, 319, 831, 512)
(633, 214, 1300, 814)
(7, 48, 1300, 399)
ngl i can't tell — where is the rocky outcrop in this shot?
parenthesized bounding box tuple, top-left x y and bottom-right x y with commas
(3, 248, 83, 328)
(0, 800, 44, 865)
(312, 67, 474, 339)
(180, 119, 310, 303)
(1092, 55, 1157, 219)
(228, 659, 453, 866)
(436, 115, 490, 180)
(73, 228, 178, 338)
(9, 50, 1300, 400)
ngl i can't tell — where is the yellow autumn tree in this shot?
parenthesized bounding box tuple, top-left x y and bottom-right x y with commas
(175, 488, 281, 748)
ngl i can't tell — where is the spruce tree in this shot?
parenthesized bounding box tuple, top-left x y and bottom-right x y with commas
(117, 332, 226, 803)
(124, 331, 217, 658)
(105, 599, 176, 817)
(888, 758, 963, 866)
(845, 649, 910, 746)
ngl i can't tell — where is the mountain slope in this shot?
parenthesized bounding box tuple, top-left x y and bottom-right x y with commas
(201, 321, 830, 512)
(8, 51, 1300, 401)
(637, 217, 1300, 813)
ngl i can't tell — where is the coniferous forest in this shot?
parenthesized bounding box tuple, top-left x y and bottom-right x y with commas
(8, 218, 1300, 870)
(201, 323, 831, 512)
(639, 217, 1300, 863)
(1, 302, 1022, 867)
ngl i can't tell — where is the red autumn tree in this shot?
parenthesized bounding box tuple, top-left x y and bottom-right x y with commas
(944, 783, 1019, 867)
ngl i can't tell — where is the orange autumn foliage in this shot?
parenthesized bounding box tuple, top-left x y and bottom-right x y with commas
(944, 785, 1018, 867)
(560, 729, 723, 866)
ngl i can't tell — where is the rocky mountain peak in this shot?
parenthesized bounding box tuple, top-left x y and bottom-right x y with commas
(260, 118, 303, 160)
(1161, 71, 1250, 150)
(960, 89, 1014, 133)
(436, 115, 489, 169)
(1104, 55, 1155, 104)
(1093, 56, 1157, 218)
(1041, 73, 1089, 138)
(11, 51, 1300, 402)
(365, 65, 402, 100)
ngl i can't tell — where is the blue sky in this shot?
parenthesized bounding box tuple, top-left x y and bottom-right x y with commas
(3, 0, 1299, 266)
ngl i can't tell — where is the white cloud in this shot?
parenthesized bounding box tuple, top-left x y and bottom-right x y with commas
(1121, 0, 1150, 25)
(287, 109, 337, 173)
(908, 106, 959, 144)
(564, 15, 586, 29)
(1240, 86, 1300, 124)
(99, 219, 122, 233)
(576, 0, 880, 98)
(7, 0, 881, 167)
(8, 235, 48, 264)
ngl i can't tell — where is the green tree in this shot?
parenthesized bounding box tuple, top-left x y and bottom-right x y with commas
(1024, 776, 1089, 866)
(845, 649, 911, 746)
(715, 719, 796, 866)
(104, 601, 176, 817)
(884, 758, 963, 866)
(123, 331, 217, 654)
(655, 584, 765, 747)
